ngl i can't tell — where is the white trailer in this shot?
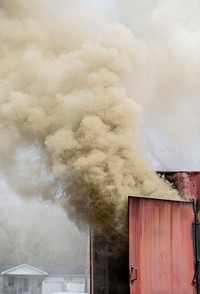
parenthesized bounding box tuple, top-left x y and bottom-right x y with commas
(66, 281, 85, 292)
(42, 281, 63, 294)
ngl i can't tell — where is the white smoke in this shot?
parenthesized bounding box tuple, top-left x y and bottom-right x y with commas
(0, 0, 186, 237)
(114, 0, 200, 170)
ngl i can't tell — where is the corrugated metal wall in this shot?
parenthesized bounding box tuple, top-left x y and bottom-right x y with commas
(129, 197, 194, 294)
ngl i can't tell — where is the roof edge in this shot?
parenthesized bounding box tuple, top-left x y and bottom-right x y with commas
(1, 264, 48, 275)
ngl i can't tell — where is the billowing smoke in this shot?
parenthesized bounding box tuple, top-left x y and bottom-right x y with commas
(114, 0, 200, 171)
(0, 0, 181, 237)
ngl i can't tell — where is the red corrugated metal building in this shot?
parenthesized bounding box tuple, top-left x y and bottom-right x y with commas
(91, 172, 200, 294)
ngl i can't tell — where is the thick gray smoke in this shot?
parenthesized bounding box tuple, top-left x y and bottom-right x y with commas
(0, 198, 88, 266)
(0, 0, 181, 236)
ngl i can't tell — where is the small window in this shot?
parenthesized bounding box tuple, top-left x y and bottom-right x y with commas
(38, 278, 42, 289)
(23, 277, 29, 292)
(8, 276, 14, 287)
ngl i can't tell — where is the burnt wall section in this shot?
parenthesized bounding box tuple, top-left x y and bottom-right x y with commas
(92, 235, 129, 294)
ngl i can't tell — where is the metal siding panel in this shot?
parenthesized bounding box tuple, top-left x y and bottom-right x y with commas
(189, 173, 200, 201)
(163, 172, 200, 200)
(129, 197, 194, 294)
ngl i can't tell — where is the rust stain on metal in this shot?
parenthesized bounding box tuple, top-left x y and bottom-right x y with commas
(162, 171, 200, 200)
(129, 196, 194, 294)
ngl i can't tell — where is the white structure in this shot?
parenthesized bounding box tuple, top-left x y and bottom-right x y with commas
(0, 264, 89, 294)
(0, 264, 47, 294)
